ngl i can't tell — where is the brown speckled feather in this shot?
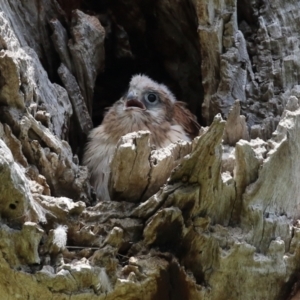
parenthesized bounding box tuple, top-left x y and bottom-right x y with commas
(173, 102, 201, 139)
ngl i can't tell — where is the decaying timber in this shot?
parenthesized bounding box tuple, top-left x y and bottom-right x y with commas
(1, 0, 300, 299)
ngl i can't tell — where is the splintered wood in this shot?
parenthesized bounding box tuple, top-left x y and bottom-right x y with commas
(1, 0, 300, 299)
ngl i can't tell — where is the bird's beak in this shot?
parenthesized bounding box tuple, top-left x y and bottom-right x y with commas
(124, 91, 146, 110)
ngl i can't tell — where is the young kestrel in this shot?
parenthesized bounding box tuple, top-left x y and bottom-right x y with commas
(83, 74, 200, 200)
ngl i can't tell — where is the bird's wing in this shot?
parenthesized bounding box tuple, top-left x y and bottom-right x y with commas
(173, 102, 201, 139)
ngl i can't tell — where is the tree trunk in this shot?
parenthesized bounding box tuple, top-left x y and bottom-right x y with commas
(0, 0, 299, 299)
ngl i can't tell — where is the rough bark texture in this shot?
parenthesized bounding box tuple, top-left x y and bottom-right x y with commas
(0, 0, 300, 299)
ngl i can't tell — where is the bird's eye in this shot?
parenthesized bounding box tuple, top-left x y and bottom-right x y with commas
(145, 93, 158, 104)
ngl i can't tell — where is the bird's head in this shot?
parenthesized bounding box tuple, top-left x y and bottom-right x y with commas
(118, 74, 176, 123)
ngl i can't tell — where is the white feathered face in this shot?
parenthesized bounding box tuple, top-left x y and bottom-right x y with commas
(113, 75, 176, 124)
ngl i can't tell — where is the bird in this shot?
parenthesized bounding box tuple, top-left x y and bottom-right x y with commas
(83, 74, 200, 200)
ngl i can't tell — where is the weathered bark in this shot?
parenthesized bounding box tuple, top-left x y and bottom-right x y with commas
(0, 0, 300, 299)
